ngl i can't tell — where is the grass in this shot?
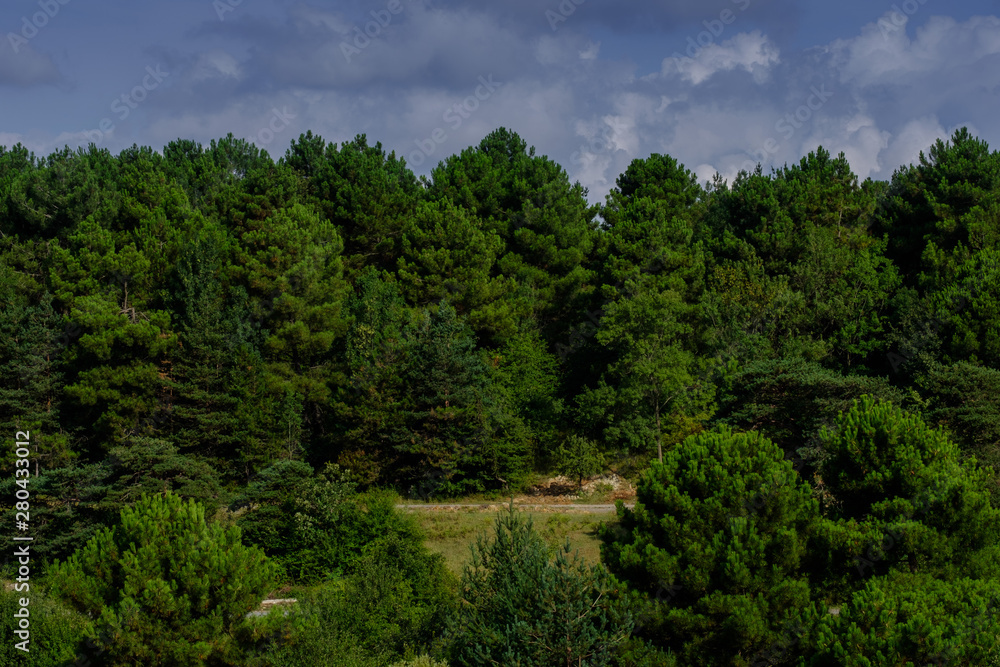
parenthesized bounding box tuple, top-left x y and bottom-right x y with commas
(407, 508, 610, 577)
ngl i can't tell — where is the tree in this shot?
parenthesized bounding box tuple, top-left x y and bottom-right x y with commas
(49, 491, 279, 666)
(395, 302, 497, 495)
(916, 362, 1000, 477)
(448, 504, 633, 666)
(576, 154, 714, 462)
(875, 127, 1000, 287)
(813, 397, 1000, 589)
(0, 286, 73, 471)
(577, 277, 714, 463)
(714, 358, 908, 464)
(600, 427, 820, 665)
(334, 268, 410, 483)
(486, 325, 564, 487)
(233, 460, 356, 583)
(426, 128, 600, 345)
(809, 571, 1000, 665)
(704, 149, 898, 371)
(555, 434, 605, 489)
(283, 132, 421, 278)
(396, 197, 522, 344)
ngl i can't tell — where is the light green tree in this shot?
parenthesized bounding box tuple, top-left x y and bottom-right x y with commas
(50, 491, 280, 666)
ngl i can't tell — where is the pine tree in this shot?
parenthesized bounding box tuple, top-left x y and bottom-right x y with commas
(448, 504, 633, 666)
(600, 427, 819, 665)
(49, 492, 279, 666)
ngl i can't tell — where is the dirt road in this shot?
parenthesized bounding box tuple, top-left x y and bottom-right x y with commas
(395, 503, 632, 513)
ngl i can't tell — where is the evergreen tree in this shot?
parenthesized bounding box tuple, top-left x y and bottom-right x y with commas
(49, 492, 279, 666)
(600, 427, 820, 665)
(812, 396, 1000, 593)
(427, 128, 600, 345)
(283, 132, 421, 278)
(448, 505, 633, 666)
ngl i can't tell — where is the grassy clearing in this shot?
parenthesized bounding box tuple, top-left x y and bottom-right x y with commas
(407, 508, 611, 577)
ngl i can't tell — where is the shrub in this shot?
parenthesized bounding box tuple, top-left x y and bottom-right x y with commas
(448, 504, 632, 666)
(49, 491, 280, 666)
(600, 427, 820, 665)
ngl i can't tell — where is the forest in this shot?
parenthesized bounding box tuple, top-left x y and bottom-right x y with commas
(1, 125, 999, 665)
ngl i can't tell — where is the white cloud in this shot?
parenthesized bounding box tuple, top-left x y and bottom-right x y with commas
(664, 31, 781, 85)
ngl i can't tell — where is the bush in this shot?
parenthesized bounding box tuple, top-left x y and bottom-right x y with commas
(49, 491, 280, 666)
(600, 427, 820, 665)
(810, 571, 1000, 665)
(0, 583, 92, 666)
(246, 515, 454, 666)
(555, 434, 606, 488)
(234, 462, 430, 584)
(447, 504, 632, 666)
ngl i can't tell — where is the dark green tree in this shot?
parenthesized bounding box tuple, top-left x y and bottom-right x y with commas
(448, 505, 633, 666)
(813, 396, 1000, 592)
(283, 132, 421, 278)
(875, 127, 1000, 287)
(600, 427, 820, 665)
(809, 572, 1000, 665)
(426, 128, 600, 344)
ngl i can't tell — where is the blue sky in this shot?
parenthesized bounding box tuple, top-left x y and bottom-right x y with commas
(3, 0, 1000, 202)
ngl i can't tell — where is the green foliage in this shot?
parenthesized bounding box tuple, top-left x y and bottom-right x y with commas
(600, 427, 820, 665)
(876, 127, 1000, 286)
(397, 197, 521, 342)
(555, 434, 605, 488)
(234, 462, 436, 586)
(705, 148, 899, 370)
(916, 362, 1000, 473)
(0, 583, 92, 666)
(715, 358, 909, 463)
(395, 302, 498, 495)
(447, 505, 633, 666)
(390, 657, 450, 667)
(809, 572, 1000, 665)
(284, 132, 421, 278)
(426, 127, 600, 344)
(484, 326, 564, 489)
(234, 461, 355, 583)
(246, 529, 453, 666)
(5, 126, 1000, 664)
(813, 397, 1000, 591)
(49, 491, 280, 666)
(0, 288, 72, 469)
(0, 438, 225, 572)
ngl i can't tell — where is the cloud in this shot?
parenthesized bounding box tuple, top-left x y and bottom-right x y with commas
(665, 30, 781, 84)
(4, 0, 999, 210)
(0, 37, 61, 87)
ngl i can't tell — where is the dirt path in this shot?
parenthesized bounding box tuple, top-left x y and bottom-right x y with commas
(395, 503, 631, 513)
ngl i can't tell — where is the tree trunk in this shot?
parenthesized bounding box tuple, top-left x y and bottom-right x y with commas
(655, 395, 663, 464)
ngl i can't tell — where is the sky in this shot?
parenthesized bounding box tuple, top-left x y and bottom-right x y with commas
(2, 0, 1000, 203)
